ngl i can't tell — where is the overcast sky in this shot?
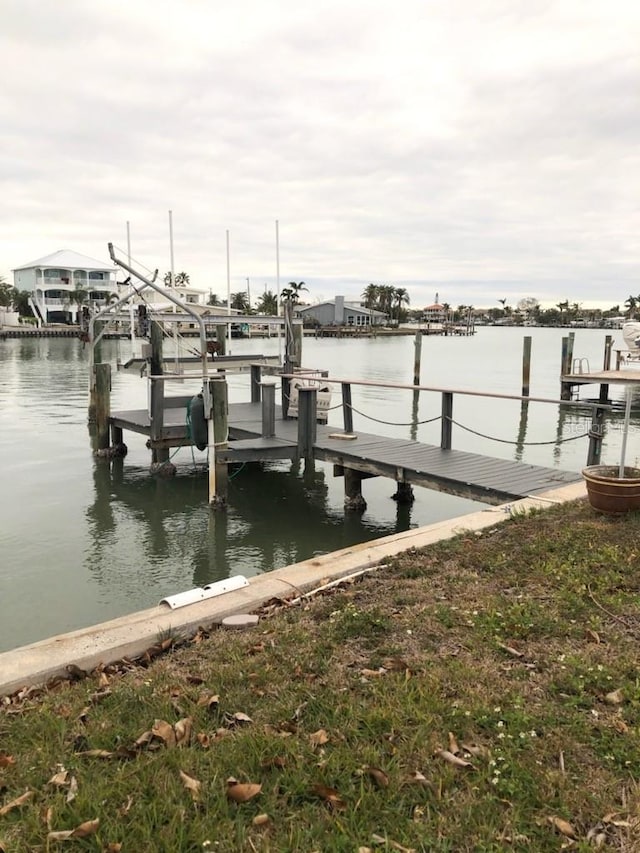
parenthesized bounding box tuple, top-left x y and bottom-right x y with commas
(1, 0, 638, 309)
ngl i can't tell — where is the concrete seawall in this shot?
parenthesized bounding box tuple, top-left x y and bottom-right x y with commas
(0, 482, 586, 697)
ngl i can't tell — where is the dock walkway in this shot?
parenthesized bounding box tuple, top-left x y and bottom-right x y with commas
(111, 401, 581, 505)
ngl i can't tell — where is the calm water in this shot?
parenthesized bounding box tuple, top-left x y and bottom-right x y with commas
(1, 327, 638, 652)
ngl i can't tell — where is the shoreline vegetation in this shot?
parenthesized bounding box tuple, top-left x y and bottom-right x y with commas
(2, 499, 640, 851)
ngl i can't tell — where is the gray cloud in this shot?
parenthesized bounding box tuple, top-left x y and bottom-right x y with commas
(1, 0, 639, 308)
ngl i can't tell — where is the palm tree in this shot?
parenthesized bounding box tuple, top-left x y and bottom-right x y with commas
(230, 291, 250, 312)
(377, 285, 395, 319)
(393, 287, 410, 321)
(625, 295, 638, 317)
(0, 277, 12, 308)
(498, 298, 507, 309)
(256, 290, 278, 315)
(362, 284, 379, 310)
(174, 271, 190, 287)
(280, 281, 308, 305)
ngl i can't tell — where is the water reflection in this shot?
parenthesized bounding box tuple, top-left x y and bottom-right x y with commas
(86, 456, 413, 600)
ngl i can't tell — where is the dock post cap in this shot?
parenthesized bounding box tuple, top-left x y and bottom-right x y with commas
(160, 575, 249, 609)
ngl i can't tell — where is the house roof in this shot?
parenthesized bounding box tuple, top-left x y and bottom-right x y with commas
(425, 303, 445, 310)
(13, 249, 117, 272)
(297, 300, 387, 317)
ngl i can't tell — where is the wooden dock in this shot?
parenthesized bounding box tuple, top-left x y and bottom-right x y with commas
(110, 400, 581, 506)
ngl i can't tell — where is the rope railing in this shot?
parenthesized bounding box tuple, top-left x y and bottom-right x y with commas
(448, 418, 590, 446)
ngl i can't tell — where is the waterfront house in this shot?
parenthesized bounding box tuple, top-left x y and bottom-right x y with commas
(423, 301, 448, 323)
(297, 296, 387, 328)
(12, 249, 119, 324)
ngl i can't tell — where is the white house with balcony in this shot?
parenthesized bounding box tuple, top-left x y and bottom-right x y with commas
(12, 249, 119, 324)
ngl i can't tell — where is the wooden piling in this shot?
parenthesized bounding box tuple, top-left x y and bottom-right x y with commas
(522, 335, 532, 397)
(587, 407, 605, 466)
(392, 481, 415, 504)
(261, 381, 276, 437)
(92, 362, 111, 452)
(413, 329, 422, 386)
(560, 333, 575, 400)
(250, 364, 262, 403)
(281, 301, 295, 418)
(209, 378, 228, 509)
(441, 392, 453, 450)
(149, 321, 168, 465)
(344, 468, 367, 512)
(341, 382, 353, 433)
(599, 335, 612, 404)
(215, 325, 227, 356)
(296, 386, 317, 461)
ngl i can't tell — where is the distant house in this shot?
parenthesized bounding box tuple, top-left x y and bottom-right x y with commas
(423, 302, 447, 323)
(13, 249, 119, 324)
(297, 296, 387, 328)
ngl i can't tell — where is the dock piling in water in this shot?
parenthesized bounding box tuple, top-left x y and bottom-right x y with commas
(522, 336, 532, 397)
(209, 378, 228, 509)
(261, 382, 276, 437)
(296, 386, 317, 461)
(413, 330, 422, 386)
(92, 363, 111, 451)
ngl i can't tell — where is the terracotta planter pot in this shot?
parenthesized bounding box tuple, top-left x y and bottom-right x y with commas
(582, 465, 640, 514)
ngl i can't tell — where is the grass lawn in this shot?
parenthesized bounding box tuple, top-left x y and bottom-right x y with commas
(2, 499, 640, 852)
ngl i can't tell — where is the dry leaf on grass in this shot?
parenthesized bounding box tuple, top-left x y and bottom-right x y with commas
(66, 776, 78, 803)
(360, 668, 386, 678)
(371, 833, 416, 852)
(382, 657, 410, 672)
(604, 689, 625, 705)
(460, 742, 491, 760)
(496, 642, 524, 658)
(311, 783, 346, 811)
(0, 790, 34, 816)
(197, 692, 220, 711)
(547, 816, 577, 839)
(47, 818, 100, 841)
(585, 628, 601, 644)
(447, 732, 460, 754)
(196, 732, 211, 748)
(48, 769, 69, 787)
(309, 729, 329, 748)
(0, 754, 15, 769)
(252, 814, 271, 827)
(435, 749, 474, 769)
(365, 767, 389, 788)
(179, 769, 202, 802)
(117, 795, 134, 817)
(89, 688, 112, 704)
(174, 717, 193, 746)
(151, 719, 177, 747)
(104, 844, 123, 852)
(612, 718, 629, 734)
(226, 778, 262, 803)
